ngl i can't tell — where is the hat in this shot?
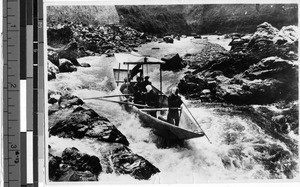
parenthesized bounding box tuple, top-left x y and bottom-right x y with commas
(171, 87, 179, 95)
(145, 76, 150, 80)
(146, 85, 152, 93)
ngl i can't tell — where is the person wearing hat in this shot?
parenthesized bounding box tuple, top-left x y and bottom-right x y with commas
(142, 76, 152, 91)
(145, 85, 159, 117)
(167, 87, 183, 126)
(120, 78, 134, 94)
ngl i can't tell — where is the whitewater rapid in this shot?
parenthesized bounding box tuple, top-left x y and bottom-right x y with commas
(48, 37, 299, 183)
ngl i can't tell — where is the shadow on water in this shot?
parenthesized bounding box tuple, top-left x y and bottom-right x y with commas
(151, 135, 187, 149)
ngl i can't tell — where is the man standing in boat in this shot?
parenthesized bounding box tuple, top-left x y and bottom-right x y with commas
(145, 85, 159, 117)
(167, 87, 183, 126)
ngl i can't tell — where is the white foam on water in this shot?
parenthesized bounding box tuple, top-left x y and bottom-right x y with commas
(48, 44, 299, 183)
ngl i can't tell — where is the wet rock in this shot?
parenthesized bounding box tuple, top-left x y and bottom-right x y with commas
(179, 23, 298, 104)
(80, 62, 91, 67)
(48, 50, 60, 67)
(58, 94, 84, 108)
(58, 42, 81, 66)
(246, 22, 298, 60)
(48, 97, 58, 104)
(49, 147, 101, 181)
(59, 59, 77, 73)
(49, 106, 129, 146)
(221, 155, 231, 169)
(49, 153, 62, 180)
(110, 146, 160, 180)
(163, 36, 174, 43)
(48, 60, 59, 80)
(161, 53, 186, 71)
(62, 147, 102, 175)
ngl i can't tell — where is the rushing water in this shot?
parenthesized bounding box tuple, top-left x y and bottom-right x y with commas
(48, 37, 299, 183)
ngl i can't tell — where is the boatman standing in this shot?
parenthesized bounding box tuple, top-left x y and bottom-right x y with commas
(167, 87, 183, 126)
(145, 85, 159, 117)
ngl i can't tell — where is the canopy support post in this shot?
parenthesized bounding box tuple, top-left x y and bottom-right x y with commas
(160, 65, 162, 93)
(117, 63, 120, 86)
(127, 64, 129, 91)
(159, 65, 163, 108)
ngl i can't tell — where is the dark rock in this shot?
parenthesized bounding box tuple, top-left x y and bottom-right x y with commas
(110, 146, 160, 180)
(58, 94, 84, 108)
(49, 148, 101, 181)
(48, 50, 60, 67)
(80, 62, 91, 67)
(48, 97, 58, 104)
(49, 106, 129, 146)
(49, 153, 62, 180)
(161, 53, 186, 71)
(58, 42, 81, 66)
(48, 60, 59, 80)
(163, 36, 174, 43)
(61, 147, 102, 175)
(47, 26, 73, 46)
(246, 22, 298, 60)
(58, 59, 77, 73)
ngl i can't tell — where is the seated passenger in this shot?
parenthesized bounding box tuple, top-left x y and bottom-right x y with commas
(120, 78, 134, 95)
(142, 76, 152, 91)
(133, 77, 145, 105)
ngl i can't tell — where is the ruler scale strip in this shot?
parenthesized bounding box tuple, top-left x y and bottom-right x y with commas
(3, 0, 21, 187)
(33, 0, 40, 186)
(26, 0, 34, 186)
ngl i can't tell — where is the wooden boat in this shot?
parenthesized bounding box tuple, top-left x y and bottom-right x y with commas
(112, 52, 206, 140)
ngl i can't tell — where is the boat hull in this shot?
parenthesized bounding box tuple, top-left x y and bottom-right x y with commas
(121, 97, 205, 140)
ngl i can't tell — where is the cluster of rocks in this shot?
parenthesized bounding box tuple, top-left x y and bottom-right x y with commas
(47, 42, 91, 81)
(178, 22, 298, 105)
(48, 23, 151, 57)
(48, 92, 160, 181)
(182, 42, 228, 69)
(47, 23, 157, 81)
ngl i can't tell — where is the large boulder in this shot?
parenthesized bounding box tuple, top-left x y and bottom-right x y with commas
(48, 60, 59, 80)
(58, 42, 81, 66)
(47, 26, 73, 46)
(59, 59, 77, 73)
(48, 50, 60, 67)
(49, 106, 129, 146)
(246, 22, 298, 60)
(58, 94, 84, 108)
(110, 146, 160, 180)
(49, 147, 101, 181)
(161, 53, 186, 71)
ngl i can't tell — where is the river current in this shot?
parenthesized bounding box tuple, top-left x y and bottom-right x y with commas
(48, 36, 299, 183)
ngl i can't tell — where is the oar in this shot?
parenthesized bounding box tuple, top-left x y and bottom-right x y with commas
(182, 101, 212, 144)
(87, 97, 149, 108)
(84, 94, 133, 100)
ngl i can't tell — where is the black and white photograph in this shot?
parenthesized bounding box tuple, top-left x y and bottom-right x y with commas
(46, 1, 299, 184)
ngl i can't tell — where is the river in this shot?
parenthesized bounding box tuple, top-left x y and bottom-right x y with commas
(48, 36, 299, 183)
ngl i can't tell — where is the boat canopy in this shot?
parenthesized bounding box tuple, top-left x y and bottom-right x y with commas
(114, 51, 165, 65)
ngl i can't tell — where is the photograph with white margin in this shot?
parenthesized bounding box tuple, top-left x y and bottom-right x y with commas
(46, 0, 299, 184)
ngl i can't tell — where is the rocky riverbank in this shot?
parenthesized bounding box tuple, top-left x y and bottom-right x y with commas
(48, 93, 160, 181)
(178, 22, 298, 105)
(177, 22, 299, 156)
